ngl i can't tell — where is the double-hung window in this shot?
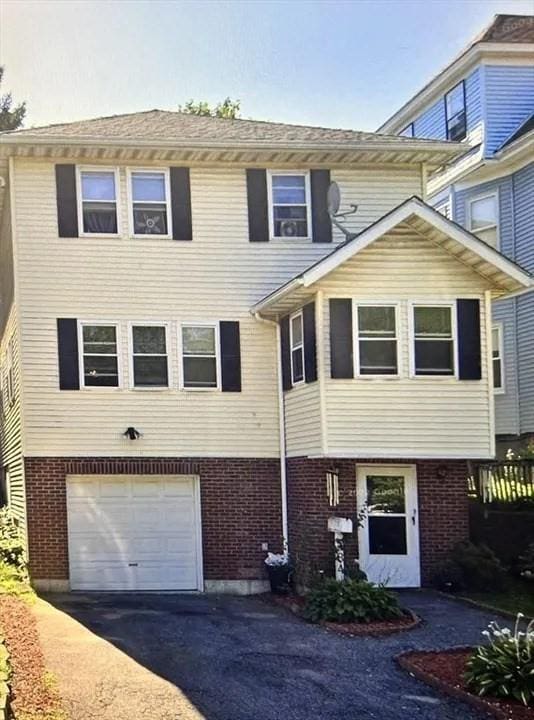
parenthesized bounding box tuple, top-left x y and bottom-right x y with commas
(129, 170, 171, 237)
(289, 311, 304, 385)
(356, 305, 398, 375)
(182, 325, 218, 389)
(80, 323, 119, 387)
(131, 325, 169, 387)
(445, 82, 466, 141)
(413, 305, 455, 376)
(468, 193, 499, 248)
(492, 325, 504, 392)
(78, 169, 118, 235)
(268, 172, 310, 239)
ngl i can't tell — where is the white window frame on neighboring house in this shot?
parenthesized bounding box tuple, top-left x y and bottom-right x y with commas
(289, 309, 305, 386)
(78, 321, 122, 390)
(467, 191, 499, 250)
(128, 322, 171, 390)
(267, 170, 312, 241)
(353, 301, 400, 378)
(409, 302, 458, 379)
(76, 166, 121, 238)
(179, 323, 220, 391)
(492, 323, 505, 394)
(126, 168, 173, 240)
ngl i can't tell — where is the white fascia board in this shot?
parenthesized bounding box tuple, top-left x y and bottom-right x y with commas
(250, 278, 304, 314)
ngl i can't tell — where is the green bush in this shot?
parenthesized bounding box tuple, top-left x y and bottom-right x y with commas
(518, 543, 534, 582)
(432, 541, 506, 592)
(303, 577, 403, 624)
(465, 616, 534, 706)
(0, 507, 26, 574)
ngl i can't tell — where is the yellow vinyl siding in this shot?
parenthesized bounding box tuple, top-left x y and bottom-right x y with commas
(284, 383, 322, 456)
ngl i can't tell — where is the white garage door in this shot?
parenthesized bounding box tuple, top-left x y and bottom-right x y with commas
(67, 475, 202, 591)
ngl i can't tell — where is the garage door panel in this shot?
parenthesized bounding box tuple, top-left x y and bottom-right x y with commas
(67, 475, 201, 591)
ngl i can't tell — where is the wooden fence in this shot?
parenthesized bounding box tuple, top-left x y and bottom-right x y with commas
(469, 459, 534, 504)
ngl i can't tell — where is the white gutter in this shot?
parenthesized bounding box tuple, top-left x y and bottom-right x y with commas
(253, 312, 289, 550)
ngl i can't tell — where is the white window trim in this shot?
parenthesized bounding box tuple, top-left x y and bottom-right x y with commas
(128, 322, 171, 390)
(267, 170, 312, 241)
(467, 190, 500, 247)
(2, 467, 10, 508)
(289, 309, 305, 387)
(179, 322, 220, 392)
(408, 301, 458, 379)
(353, 301, 401, 378)
(4, 336, 15, 407)
(126, 167, 173, 240)
(492, 323, 505, 395)
(76, 166, 121, 238)
(78, 320, 122, 390)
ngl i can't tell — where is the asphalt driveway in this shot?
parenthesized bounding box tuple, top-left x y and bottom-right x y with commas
(34, 590, 496, 720)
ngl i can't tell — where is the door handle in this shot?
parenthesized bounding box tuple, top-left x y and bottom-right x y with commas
(411, 509, 417, 526)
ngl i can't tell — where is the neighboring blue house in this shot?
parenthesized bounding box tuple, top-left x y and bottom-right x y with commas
(379, 14, 534, 455)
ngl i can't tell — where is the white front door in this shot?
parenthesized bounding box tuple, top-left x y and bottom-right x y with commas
(356, 464, 420, 588)
(67, 474, 203, 591)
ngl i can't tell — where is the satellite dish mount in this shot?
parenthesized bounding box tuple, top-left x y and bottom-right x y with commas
(327, 182, 358, 242)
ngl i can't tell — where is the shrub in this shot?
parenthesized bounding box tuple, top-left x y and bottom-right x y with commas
(518, 543, 534, 582)
(0, 507, 26, 574)
(432, 541, 506, 593)
(303, 577, 403, 624)
(465, 615, 534, 707)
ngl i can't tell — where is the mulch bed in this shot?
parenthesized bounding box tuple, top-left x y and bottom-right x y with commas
(0, 594, 66, 720)
(398, 647, 534, 719)
(266, 593, 421, 636)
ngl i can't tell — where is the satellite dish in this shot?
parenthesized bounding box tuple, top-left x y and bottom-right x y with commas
(327, 182, 341, 216)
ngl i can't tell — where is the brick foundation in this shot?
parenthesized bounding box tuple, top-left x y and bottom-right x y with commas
(24, 456, 282, 583)
(286, 457, 469, 586)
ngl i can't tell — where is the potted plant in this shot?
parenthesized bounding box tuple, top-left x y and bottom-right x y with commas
(264, 552, 292, 594)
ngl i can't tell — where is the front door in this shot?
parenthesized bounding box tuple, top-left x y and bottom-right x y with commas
(356, 465, 420, 587)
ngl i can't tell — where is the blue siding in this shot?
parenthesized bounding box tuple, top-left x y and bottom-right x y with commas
(517, 291, 534, 433)
(513, 162, 534, 272)
(412, 67, 482, 143)
(454, 177, 514, 258)
(493, 299, 520, 436)
(485, 65, 534, 156)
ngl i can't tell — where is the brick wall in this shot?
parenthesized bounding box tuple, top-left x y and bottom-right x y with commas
(286, 457, 469, 586)
(24, 457, 282, 582)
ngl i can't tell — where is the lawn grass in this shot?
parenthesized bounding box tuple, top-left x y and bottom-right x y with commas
(460, 577, 534, 618)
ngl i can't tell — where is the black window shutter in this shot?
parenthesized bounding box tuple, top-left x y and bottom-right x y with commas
(457, 299, 482, 380)
(55, 164, 78, 238)
(246, 169, 269, 242)
(329, 299, 353, 378)
(220, 321, 241, 392)
(303, 301, 317, 383)
(170, 167, 192, 241)
(310, 169, 332, 243)
(57, 319, 80, 390)
(280, 316, 291, 391)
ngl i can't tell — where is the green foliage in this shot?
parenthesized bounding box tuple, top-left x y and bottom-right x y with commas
(0, 507, 27, 574)
(303, 577, 403, 624)
(518, 543, 534, 582)
(465, 616, 534, 706)
(433, 541, 506, 592)
(0, 562, 33, 601)
(0, 66, 26, 131)
(178, 96, 241, 119)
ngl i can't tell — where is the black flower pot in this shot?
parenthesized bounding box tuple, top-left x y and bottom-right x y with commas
(267, 564, 291, 595)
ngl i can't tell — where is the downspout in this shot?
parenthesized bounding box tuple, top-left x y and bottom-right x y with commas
(254, 312, 289, 549)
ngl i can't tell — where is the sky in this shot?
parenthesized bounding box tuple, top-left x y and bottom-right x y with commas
(1, 0, 533, 132)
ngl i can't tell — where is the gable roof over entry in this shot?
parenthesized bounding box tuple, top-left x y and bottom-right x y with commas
(251, 197, 533, 318)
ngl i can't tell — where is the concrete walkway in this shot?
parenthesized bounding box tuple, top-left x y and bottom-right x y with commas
(34, 590, 497, 720)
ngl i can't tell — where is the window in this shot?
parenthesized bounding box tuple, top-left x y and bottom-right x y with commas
(468, 193, 499, 248)
(492, 325, 504, 392)
(413, 305, 455, 376)
(182, 325, 218, 389)
(131, 325, 168, 387)
(268, 172, 310, 239)
(356, 305, 398, 375)
(78, 169, 118, 235)
(445, 82, 466, 141)
(399, 123, 414, 138)
(129, 170, 171, 237)
(0, 467, 10, 507)
(4, 336, 14, 407)
(290, 311, 304, 385)
(80, 324, 119, 387)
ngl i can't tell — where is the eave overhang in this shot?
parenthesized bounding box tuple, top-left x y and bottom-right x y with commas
(251, 196, 533, 319)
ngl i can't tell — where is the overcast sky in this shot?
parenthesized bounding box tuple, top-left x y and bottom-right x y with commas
(1, 0, 532, 131)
